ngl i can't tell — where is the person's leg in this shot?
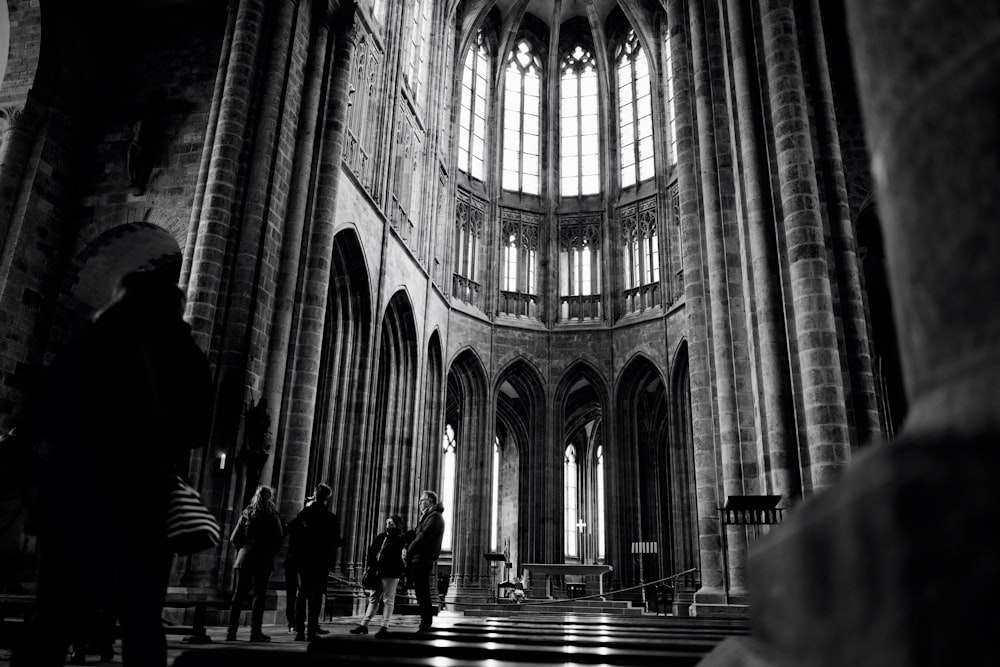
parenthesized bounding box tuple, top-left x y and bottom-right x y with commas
(379, 577, 400, 631)
(249, 568, 272, 639)
(351, 583, 379, 632)
(411, 563, 433, 630)
(294, 568, 309, 635)
(306, 567, 329, 636)
(11, 540, 77, 666)
(227, 568, 253, 639)
(284, 559, 297, 632)
(116, 549, 171, 667)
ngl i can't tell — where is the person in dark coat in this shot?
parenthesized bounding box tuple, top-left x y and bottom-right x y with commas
(11, 269, 213, 667)
(286, 482, 343, 641)
(226, 485, 284, 642)
(404, 490, 445, 633)
(349, 514, 408, 637)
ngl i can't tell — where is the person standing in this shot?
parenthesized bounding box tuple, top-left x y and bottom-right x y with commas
(286, 482, 343, 641)
(404, 490, 445, 633)
(226, 485, 284, 642)
(11, 269, 213, 666)
(350, 514, 408, 637)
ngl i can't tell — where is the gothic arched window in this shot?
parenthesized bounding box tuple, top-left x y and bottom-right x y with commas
(502, 39, 542, 195)
(564, 444, 579, 557)
(665, 30, 678, 165)
(560, 45, 600, 196)
(406, 0, 433, 102)
(491, 437, 500, 550)
(441, 424, 457, 550)
(458, 31, 490, 180)
(617, 30, 654, 188)
(596, 444, 606, 559)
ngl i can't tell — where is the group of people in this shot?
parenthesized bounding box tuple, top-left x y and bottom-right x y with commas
(349, 489, 446, 637)
(226, 483, 445, 641)
(3, 268, 447, 665)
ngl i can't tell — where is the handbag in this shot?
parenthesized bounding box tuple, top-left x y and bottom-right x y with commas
(166, 474, 221, 555)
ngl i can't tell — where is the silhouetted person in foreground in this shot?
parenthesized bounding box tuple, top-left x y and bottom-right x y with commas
(350, 513, 408, 637)
(226, 484, 284, 642)
(286, 482, 343, 641)
(404, 490, 445, 633)
(12, 269, 212, 666)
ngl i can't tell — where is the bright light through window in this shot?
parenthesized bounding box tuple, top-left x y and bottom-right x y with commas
(565, 444, 578, 557)
(503, 40, 541, 195)
(459, 31, 490, 179)
(442, 424, 457, 550)
(597, 445, 605, 559)
(491, 438, 500, 551)
(618, 31, 654, 188)
(560, 45, 600, 197)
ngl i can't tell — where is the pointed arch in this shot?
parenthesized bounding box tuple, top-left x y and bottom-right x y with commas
(361, 289, 419, 553)
(614, 353, 669, 586)
(553, 361, 610, 566)
(668, 340, 700, 603)
(444, 347, 491, 590)
(493, 356, 546, 570)
(312, 229, 374, 574)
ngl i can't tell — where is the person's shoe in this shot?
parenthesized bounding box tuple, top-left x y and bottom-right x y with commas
(349, 625, 368, 635)
(375, 626, 389, 637)
(248, 633, 271, 643)
(294, 632, 306, 641)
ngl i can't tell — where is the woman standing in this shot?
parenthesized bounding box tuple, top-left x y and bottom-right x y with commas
(350, 514, 409, 637)
(226, 485, 284, 642)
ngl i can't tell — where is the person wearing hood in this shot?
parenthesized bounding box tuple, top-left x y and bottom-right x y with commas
(350, 513, 408, 637)
(403, 490, 445, 633)
(11, 269, 212, 666)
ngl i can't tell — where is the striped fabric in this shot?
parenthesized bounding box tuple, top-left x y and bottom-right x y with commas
(166, 475, 221, 555)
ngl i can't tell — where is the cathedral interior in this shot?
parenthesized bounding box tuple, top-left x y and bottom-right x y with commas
(1, 0, 997, 664)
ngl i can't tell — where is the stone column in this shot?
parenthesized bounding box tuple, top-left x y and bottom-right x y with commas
(275, 2, 357, 521)
(258, 2, 334, 488)
(666, 0, 727, 607)
(183, 0, 265, 350)
(759, 0, 850, 491)
(725, 0, 799, 501)
(802, 0, 881, 447)
(180, 0, 238, 289)
(689, 0, 748, 601)
(701, 5, 1000, 666)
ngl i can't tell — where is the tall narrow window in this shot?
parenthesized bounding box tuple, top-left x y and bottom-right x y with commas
(564, 444, 578, 557)
(596, 445, 605, 560)
(617, 30, 654, 188)
(499, 208, 541, 317)
(665, 30, 678, 165)
(620, 197, 661, 313)
(441, 424, 457, 550)
(491, 438, 500, 551)
(458, 31, 489, 180)
(560, 45, 600, 196)
(502, 40, 541, 195)
(406, 0, 433, 102)
(559, 218, 602, 321)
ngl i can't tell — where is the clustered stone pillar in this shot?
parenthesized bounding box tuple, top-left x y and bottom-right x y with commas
(704, 3, 1000, 664)
(725, 0, 799, 503)
(668, 0, 728, 608)
(260, 1, 334, 489)
(689, 0, 749, 602)
(275, 3, 357, 520)
(758, 0, 850, 492)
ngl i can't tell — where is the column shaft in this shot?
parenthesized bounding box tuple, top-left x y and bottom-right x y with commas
(759, 0, 850, 490)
